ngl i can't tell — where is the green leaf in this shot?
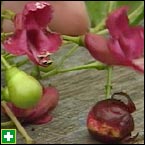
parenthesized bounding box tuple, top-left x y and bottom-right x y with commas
(85, 1, 144, 27)
(128, 2, 144, 25)
(1, 10, 15, 20)
(85, 1, 110, 27)
(117, 1, 143, 13)
(118, 1, 144, 25)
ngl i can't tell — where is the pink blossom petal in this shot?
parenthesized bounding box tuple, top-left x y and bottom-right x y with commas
(3, 2, 61, 66)
(106, 6, 129, 38)
(45, 32, 62, 53)
(33, 114, 52, 125)
(85, 33, 119, 65)
(6, 103, 30, 118)
(119, 27, 144, 59)
(6, 86, 59, 124)
(107, 38, 133, 66)
(85, 6, 144, 74)
(14, 13, 24, 30)
(25, 49, 40, 65)
(27, 29, 61, 54)
(3, 30, 27, 55)
(28, 86, 59, 118)
(26, 28, 61, 66)
(23, 1, 53, 28)
(131, 58, 144, 73)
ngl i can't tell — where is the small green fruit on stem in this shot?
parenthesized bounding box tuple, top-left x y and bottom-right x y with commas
(4, 67, 43, 109)
(2, 87, 10, 101)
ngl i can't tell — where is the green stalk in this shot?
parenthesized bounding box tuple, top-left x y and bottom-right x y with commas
(59, 62, 106, 73)
(90, 1, 117, 33)
(59, 44, 78, 67)
(41, 69, 58, 79)
(97, 29, 108, 35)
(1, 32, 14, 42)
(41, 61, 107, 79)
(16, 58, 29, 67)
(105, 66, 113, 99)
(1, 121, 15, 128)
(90, 19, 105, 33)
(5, 54, 15, 60)
(1, 10, 15, 20)
(104, 2, 116, 99)
(1, 58, 29, 71)
(31, 65, 41, 79)
(63, 28, 109, 45)
(62, 35, 81, 45)
(1, 55, 11, 69)
(1, 87, 5, 101)
(1, 101, 34, 144)
(108, 1, 117, 13)
(39, 44, 78, 74)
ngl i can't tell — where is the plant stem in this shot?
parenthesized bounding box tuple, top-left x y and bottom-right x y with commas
(97, 29, 108, 35)
(108, 1, 117, 13)
(1, 121, 15, 128)
(1, 55, 11, 69)
(62, 35, 81, 45)
(90, 1, 117, 34)
(5, 54, 15, 60)
(103, 2, 116, 99)
(1, 58, 29, 72)
(59, 44, 78, 67)
(41, 61, 107, 79)
(39, 44, 78, 76)
(33, 65, 41, 79)
(16, 58, 29, 67)
(105, 66, 113, 99)
(90, 19, 106, 33)
(1, 32, 14, 42)
(1, 101, 35, 144)
(1, 87, 5, 101)
(1, 10, 15, 20)
(63, 28, 108, 45)
(60, 61, 107, 72)
(39, 63, 57, 73)
(41, 69, 58, 78)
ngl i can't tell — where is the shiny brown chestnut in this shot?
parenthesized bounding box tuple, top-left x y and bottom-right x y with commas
(87, 92, 136, 143)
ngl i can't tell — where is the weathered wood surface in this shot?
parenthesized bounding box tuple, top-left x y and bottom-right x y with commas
(1, 46, 144, 144)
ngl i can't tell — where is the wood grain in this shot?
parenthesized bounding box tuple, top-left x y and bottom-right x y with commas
(1, 46, 144, 144)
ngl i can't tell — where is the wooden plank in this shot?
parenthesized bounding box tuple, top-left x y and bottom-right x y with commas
(1, 45, 144, 144)
(2, 67, 144, 144)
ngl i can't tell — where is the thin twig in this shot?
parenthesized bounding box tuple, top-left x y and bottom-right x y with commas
(1, 120, 15, 128)
(1, 101, 35, 144)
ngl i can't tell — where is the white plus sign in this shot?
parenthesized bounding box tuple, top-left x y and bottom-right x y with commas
(4, 132, 13, 141)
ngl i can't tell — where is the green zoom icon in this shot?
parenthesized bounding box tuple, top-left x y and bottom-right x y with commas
(1, 129, 16, 144)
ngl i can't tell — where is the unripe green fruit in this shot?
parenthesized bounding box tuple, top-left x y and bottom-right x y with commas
(2, 87, 9, 101)
(5, 67, 43, 109)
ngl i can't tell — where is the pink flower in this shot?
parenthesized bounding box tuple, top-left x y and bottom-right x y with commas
(3, 2, 62, 66)
(6, 86, 59, 125)
(85, 7, 144, 73)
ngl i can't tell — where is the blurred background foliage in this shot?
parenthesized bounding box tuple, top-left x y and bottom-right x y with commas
(85, 1, 144, 27)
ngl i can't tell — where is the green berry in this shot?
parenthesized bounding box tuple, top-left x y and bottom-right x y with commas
(5, 67, 42, 109)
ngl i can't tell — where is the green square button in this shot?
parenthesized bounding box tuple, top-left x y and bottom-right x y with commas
(1, 129, 16, 144)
